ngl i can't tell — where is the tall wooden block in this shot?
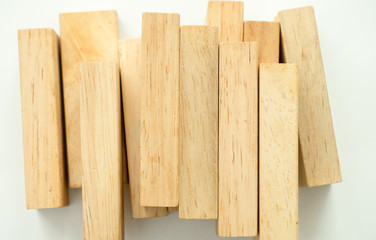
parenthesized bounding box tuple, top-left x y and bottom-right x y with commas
(243, 21, 280, 63)
(80, 62, 123, 239)
(60, 11, 120, 188)
(179, 26, 218, 219)
(18, 28, 68, 209)
(258, 63, 298, 240)
(207, 1, 244, 42)
(218, 42, 258, 237)
(275, 6, 342, 187)
(119, 38, 168, 218)
(140, 13, 180, 207)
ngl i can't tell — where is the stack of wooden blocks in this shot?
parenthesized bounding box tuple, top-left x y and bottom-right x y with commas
(18, 1, 342, 239)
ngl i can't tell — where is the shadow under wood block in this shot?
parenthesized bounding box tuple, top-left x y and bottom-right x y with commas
(258, 64, 298, 240)
(140, 13, 180, 207)
(218, 42, 258, 237)
(18, 28, 68, 209)
(80, 62, 123, 239)
(119, 38, 168, 218)
(59, 10, 123, 188)
(275, 6, 342, 187)
(179, 26, 218, 220)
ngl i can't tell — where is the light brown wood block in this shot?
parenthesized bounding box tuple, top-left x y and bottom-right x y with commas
(80, 62, 123, 239)
(60, 10, 120, 188)
(275, 6, 342, 187)
(258, 63, 298, 240)
(18, 28, 68, 210)
(168, 207, 179, 212)
(218, 42, 258, 237)
(119, 38, 168, 218)
(179, 26, 218, 220)
(207, 1, 244, 42)
(140, 13, 180, 207)
(243, 21, 280, 63)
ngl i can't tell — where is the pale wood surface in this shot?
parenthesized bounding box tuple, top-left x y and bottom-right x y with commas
(207, 1, 244, 42)
(218, 42, 258, 237)
(258, 63, 298, 240)
(179, 26, 218, 219)
(140, 13, 180, 207)
(60, 11, 120, 188)
(18, 28, 68, 209)
(243, 21, 280, 63)
(80, 62, 123, 239)
(276, 6, 342, 187)
(119, 38, 168, 218)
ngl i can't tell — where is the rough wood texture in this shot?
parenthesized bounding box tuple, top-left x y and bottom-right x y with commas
(207, 1, 244, 42)
(179, 26, 218, 219)
(275, 6, 342, 187)
(243, 21, 280, 63)
(140, 13, 180, 207)
(258, 63, 298, 240)
(60, 11, 120, 188)
(119, 38, 168, 218)
(218, 42, 258, 237)
(80, 62, 123, 239)
(18, 28, 68, 209)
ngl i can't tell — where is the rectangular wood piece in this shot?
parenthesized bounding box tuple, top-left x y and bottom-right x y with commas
(218, 42, 258, 237)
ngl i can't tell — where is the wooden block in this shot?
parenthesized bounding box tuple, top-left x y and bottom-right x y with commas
(140, 13, 180, 207)
(218, 42, 258, 237)
(179, 26, 218, 219)
(243, 21, 280, 63)
(119, 38, 168, 218)
(275, 6, 342, 187)
(258, 63, 298, 240)
(168, 207, 179, 212)
(18, 28, 68, 209)
(80, 62, 123, 239)
(60, 11, 120, 188)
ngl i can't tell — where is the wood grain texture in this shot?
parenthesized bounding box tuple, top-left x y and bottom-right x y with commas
(275, 6, 342, 187)
(179, 26, 218, 219)
(140, 13, 180, 207)
(218, 42, 258, 237)
(119, 38, 168, 218)
(80, 62, 123, 240)
(207, 1, 244, 42)
(60, 10, 120, 188)
(258, 63, 298, 240)
(18, 28, 68, 209)
(243, 21, 280, 63)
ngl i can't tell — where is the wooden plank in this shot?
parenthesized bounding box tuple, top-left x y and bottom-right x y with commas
(179, 26, 218, 220)
(275, 6, 342, 187)
(168, 207, 179, 212)
(258, 63, 298, 240)
(18, 28, 68, 209)
(119, 38, 168, 218)
(218, 42, 258, 237)
(60, 10, 120, 188)
(140, 13, 180, 207)
(207, 1, 244, 42)
(80, 62, 123, 239)
(243, 21, 280, 63)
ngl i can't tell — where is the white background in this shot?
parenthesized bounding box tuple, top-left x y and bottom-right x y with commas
(1, 0, 375, 239)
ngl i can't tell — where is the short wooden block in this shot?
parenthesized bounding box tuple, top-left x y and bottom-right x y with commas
(168, 207, 179, 212)
(207, 1, 244, 42)
(179, 26, 218, 220)
(119, 38, 168, 218)
(60, 11, 120, 188)
(243, 21, 280, 63)
(140, 13, 180, 207)
(18, 28, 68, 209)
(80, 62, 123, 239)
(258, 63, 298, 240)
(275, 6, 342, 187)
(218, 42, 258, 237)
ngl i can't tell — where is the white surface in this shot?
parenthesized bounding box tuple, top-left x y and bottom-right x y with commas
(1, 0, 375, 239)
